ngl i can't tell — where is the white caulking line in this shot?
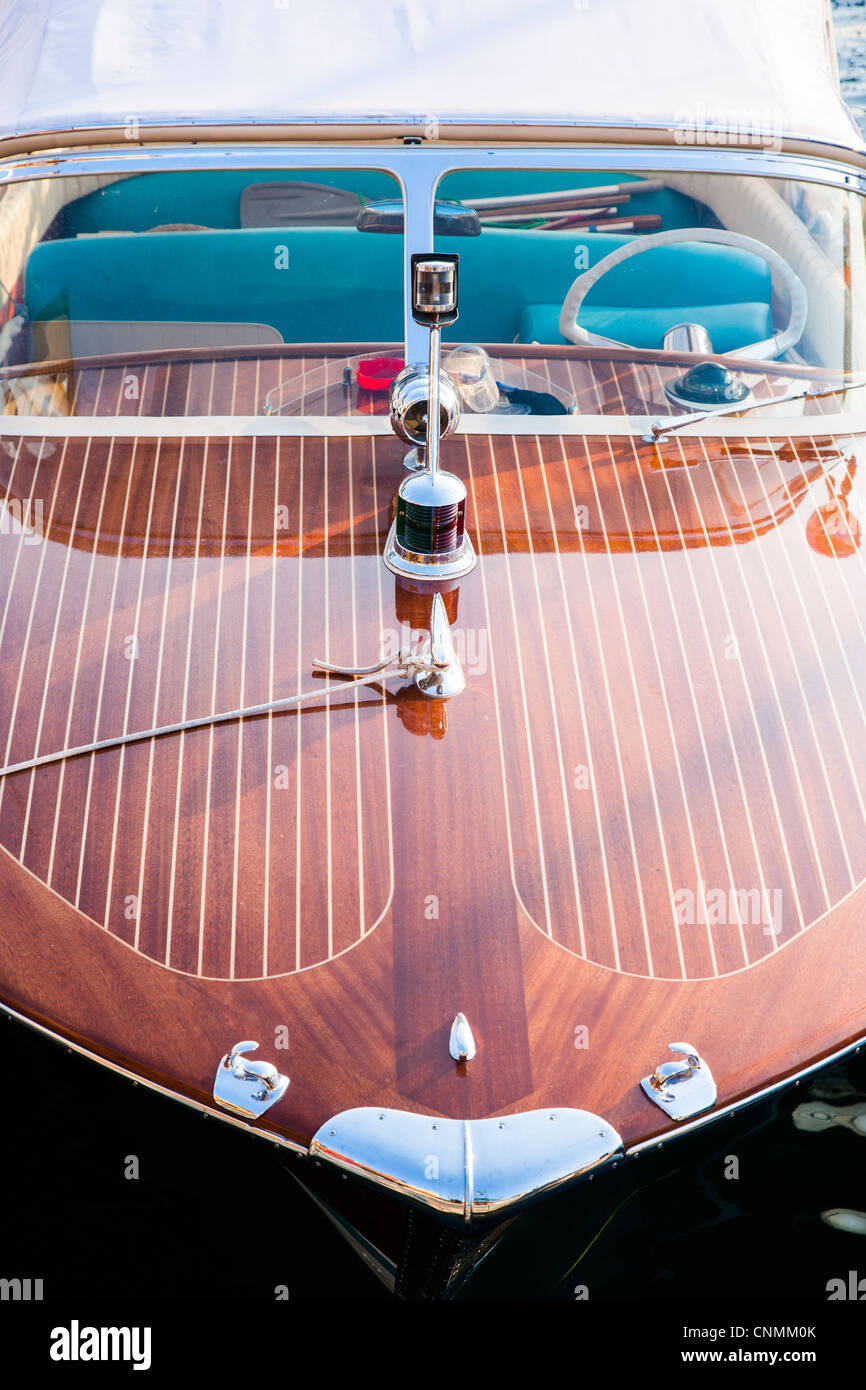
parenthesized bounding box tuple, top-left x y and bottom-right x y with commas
(295, 436, 305, 972)
(0, 436, 72, 821)
(348, 437, 366, 941)
(165, 375, 214, 965)
(617, 437, 749, 971)
(132, 437, 186, 949)
(621, 354, 752, 963)
(594, 430, 711, 977)
(689, 434, 833, 917)
(485, 435, 553, 937)
(605, 360, 727, 972)
(230, 359, 260, 978)
(723, 437, 861, 883)
(230, 431, 257, 979)
(508, 435, 586, 956)
(463, 437, 544, 954)
(754, 436, 866, 810)
(672, 437, 810, 929)
(534, 366, 619, 968)
(40, 371, 112, 869)
(263, 435, 279, 978)
(157, 361, 201, 956)
(20, 433, 94, 860)
(197, 424, 235, 976)
(63, 440, 136, 899)
(324, 438, 334, 960)
(567, 373, 655, 972)
(0, 437, 42, 657)
(102, 438, 164, 930)
(799, 435, 866, 635)
(642, 440, 781, 945)
(0, 413, 860, 440)
(593, 367, 694, 976)
(577, 437, 670, 977)
(368, 436, 395, 939)
(37, 434, 112, 876)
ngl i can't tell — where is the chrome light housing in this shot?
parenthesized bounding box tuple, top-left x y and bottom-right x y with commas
(389, 363, 461, 447)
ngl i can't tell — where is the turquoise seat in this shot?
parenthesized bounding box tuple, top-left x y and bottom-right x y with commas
(25, 222, 775, 354)
(518, 300, 773, 352)
(25, 227, 405, 344)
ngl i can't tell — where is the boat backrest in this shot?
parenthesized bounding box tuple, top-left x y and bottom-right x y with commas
(23, 225, 773, 351)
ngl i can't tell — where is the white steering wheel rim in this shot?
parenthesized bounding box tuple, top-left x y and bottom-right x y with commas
(558, 226, 808, 361)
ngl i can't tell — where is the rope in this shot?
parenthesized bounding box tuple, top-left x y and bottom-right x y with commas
(0, 667, 399, 780)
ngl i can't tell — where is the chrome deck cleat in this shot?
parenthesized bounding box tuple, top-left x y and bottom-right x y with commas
(313, 592, 464, 700)
(640, 1042, 717, 1121)
(213, 1041, 289, 1119)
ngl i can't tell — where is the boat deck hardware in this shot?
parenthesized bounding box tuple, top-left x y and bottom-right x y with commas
(641, 1042, 717, 1121)
(385, 254, 477, 580)
(311, 1107, 623, 1224)
(313, 592, 465, 699)
(213, 1041, 289, 1119)
(643, 377, 866, 443)
(449, 1012, 476, 1062)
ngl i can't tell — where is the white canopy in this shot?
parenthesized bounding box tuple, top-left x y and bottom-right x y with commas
(0, 0, 860, 153)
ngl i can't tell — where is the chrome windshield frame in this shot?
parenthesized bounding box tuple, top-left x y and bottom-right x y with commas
(1, 140, 864, 403)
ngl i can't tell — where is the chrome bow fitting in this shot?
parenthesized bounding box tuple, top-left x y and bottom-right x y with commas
(385, 255, 477, 580)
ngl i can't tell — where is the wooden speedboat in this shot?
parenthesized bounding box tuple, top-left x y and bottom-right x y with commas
(1, 0, 865, 1297)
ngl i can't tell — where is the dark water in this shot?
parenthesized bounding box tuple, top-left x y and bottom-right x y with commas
(2, 8, 866, 1324)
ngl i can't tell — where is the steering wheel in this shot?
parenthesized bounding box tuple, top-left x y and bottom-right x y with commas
(558, 227, 808, 361)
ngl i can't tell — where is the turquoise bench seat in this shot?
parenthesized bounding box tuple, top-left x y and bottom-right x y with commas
(25, 223, 774, 354)
(25, 228, 406, 344)
(518, 300, 773, 352)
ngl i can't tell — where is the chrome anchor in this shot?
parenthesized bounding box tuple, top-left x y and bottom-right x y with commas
(213, 1040, 289, 1119)
(312, 592, 464, 700)
(640, 1042, 716, 1121)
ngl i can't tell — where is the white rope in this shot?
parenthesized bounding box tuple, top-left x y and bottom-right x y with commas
(0, 667, 399, 780)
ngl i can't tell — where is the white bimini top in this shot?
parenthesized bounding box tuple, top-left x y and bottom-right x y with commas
(0, 0, 860, 155)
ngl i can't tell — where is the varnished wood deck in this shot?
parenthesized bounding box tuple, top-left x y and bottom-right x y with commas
(1, 352, 865, 1152)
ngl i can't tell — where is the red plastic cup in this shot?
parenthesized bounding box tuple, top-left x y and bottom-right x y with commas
(356, 356, 405, 391)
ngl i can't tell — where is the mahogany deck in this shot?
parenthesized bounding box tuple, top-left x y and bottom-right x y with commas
(1, 355, 865, 1152)
(0, 343, 838, 421)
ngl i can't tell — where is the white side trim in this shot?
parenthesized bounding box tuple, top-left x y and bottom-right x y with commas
(0, 413, 861, 439)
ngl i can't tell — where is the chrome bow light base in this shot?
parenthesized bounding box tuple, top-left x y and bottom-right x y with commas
(641, 1042, 716, 1121)
(213, 1040, 289, 1119)
(385, 254, 476, 581)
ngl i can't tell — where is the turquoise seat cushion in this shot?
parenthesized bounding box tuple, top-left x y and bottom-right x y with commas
(518, 300, 773, 353)
(25, 227, 405, 344)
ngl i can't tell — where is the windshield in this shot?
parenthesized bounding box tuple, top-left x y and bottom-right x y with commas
(0, 167, 404, 417)
(431, 166, 866, 421)
(0, 159, 864, 425)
